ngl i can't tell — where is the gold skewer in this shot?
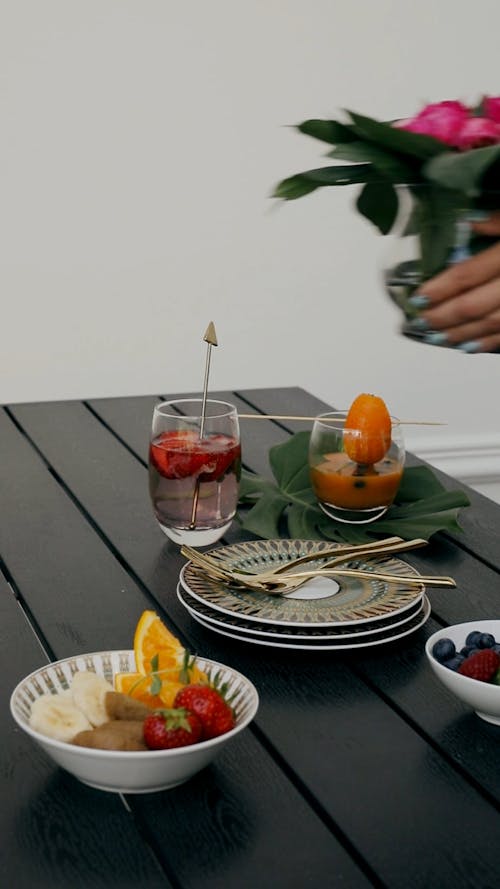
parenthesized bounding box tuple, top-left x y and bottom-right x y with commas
(189, 322, 218, 530)
(238, 414, 445, 426)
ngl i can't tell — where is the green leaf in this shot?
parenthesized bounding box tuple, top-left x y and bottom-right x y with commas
(237, 432, 470, 544)
(346, 110, 448, 160)
(384, 490, 470, 519)
(396, 464, 446, 501)
(409, 186, 463, 277)
(297, 118, 356, 145)
(423, 144, 500, 195)
(239, 469, 276, 500)
(269, 431, 311, 490)
(273, 164, 385, 200)
(149, 653, 162, 695)
(287, 503, 325, 540)
(328, 141, 416, 183)
(239, 490, 290, 538)
(372, 506, 466, 540)
(356, 182, 399, 234)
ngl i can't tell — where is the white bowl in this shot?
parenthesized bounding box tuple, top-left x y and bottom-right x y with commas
(10, 650, 259, 793)
(425, 620, 500, 725)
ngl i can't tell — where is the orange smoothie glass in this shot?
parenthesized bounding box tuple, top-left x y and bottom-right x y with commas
(309, 411, 405, 524)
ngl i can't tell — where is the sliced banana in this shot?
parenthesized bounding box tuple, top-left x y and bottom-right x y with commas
(70, 671, 114, 727)
(30, 694, 92, 742)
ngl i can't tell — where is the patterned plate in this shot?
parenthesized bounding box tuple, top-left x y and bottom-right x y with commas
(177, 583, 425, 641)
(181, 538, 424, 627)
(188, 596, 432, 651)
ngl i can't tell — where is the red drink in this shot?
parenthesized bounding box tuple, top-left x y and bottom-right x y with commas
(149, 429, 241, 542)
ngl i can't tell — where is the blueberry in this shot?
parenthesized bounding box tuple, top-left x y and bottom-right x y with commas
(493, 644, 500, 656)
(465, 631, 483, 647)
(465, 648, 481, 659)
(432, 638, 456, 663)
(478, 633, 496, 649)
(460, 645, 475, 657)
(443, 655, 465, 672)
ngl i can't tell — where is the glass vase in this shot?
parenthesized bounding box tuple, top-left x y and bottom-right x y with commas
(382, 186, 500, 344)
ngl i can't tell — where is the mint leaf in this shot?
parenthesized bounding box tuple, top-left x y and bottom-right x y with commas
(149, 653, 162, 696)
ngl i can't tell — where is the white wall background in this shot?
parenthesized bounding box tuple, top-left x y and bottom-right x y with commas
(2, 1, 499, 495)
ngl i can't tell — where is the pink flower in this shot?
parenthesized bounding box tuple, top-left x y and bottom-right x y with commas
(483, 96, 500, 123)
(396, 100, 469, 146)
(454, 116, 500, 150)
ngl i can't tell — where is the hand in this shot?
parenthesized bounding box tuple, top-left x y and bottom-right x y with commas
(408, 212, 500, 353)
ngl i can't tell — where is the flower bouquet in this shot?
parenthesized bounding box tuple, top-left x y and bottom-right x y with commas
(274, 97, 500, 333)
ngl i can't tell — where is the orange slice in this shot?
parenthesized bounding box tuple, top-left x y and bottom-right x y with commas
(114, 671, 165, 709)
(133, 610, 208, 681)
(158, 680, 186, 708)
(344, 393, 392, 465)
(134, 610, 186, 675)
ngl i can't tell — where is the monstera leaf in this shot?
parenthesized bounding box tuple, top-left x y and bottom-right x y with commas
(237, 432, 470, 544)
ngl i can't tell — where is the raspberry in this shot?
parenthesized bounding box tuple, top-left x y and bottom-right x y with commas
(458, 649, 500, 682)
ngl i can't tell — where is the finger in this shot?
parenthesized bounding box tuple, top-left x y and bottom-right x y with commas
(471, 211, 500, 237)
(414, 240, 500, 306)
(421, 276, 500, 330)
(468, 333, 500, 353)
(422, 308, 500, 351)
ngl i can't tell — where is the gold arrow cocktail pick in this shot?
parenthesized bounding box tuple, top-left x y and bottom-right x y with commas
(189, 322, 218, 529)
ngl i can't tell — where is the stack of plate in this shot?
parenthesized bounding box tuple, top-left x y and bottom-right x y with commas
(177, 539, 431, 651)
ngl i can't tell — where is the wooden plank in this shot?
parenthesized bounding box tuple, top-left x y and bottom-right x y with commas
(0, 408, 157, 656)
(132, 729, 373, 889)
(10, 396, 500, 887)
(0, 569, 169, 889)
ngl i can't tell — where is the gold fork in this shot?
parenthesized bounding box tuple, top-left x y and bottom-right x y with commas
(237, 567, 456, 595)
(181, 536, 426, 579)
(182, 537, 452, 595)
(187, 561, 455, 595)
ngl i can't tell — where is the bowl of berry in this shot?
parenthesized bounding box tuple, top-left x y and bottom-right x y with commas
(426, 620, 500, 725)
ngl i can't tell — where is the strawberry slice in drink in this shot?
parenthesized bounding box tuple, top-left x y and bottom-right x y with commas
(198, 434, 241, 481)
(149, 431, 206, 479)
(149, 430, 240, 481)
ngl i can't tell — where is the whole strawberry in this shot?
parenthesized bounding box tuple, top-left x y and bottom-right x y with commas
(458, 649, 500, 682)
(143, 708, 202, 750)
(174, 684, 235, 740)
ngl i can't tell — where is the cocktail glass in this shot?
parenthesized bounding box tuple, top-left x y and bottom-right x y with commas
(148, 399, 241, 546)
(309, 411, 405, 524)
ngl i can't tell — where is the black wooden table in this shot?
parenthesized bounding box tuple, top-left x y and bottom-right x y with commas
(3, 387, 500, 889)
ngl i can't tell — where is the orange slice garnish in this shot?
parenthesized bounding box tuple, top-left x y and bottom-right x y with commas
(133, 610, 185, 675)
